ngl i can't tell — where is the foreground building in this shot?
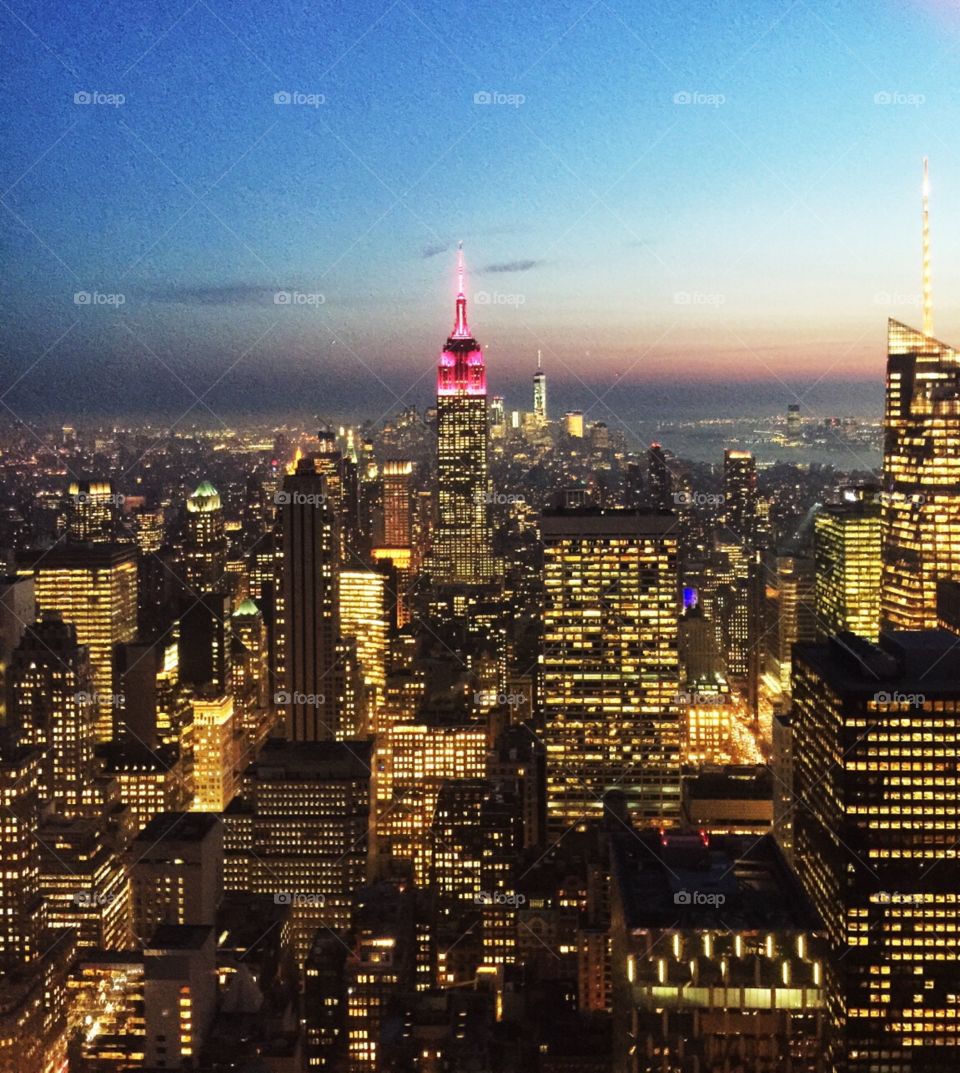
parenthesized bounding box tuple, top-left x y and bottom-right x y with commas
(541, 509, 680, 831)
(793, 631, 960, 1071)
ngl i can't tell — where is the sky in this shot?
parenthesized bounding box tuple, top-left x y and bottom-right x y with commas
(2, 0, 960, 421)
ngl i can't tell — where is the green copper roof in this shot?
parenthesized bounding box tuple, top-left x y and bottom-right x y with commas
(192, 480, 219, 498)
(232, 597, 260, 617)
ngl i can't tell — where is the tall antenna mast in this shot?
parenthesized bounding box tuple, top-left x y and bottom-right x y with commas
(922, 157, 933, 337)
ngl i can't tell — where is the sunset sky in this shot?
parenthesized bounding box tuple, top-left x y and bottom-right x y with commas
(3, 0, 960, 416)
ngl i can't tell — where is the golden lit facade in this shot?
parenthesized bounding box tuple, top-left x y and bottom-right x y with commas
(20, 545, 137, 742)
(183, 480, 228, 593)
(793, 632, 960, 1071)
(375, 722, 488, 884)
(67, 955, 145, 1069)
(882, 319, 960, 629)
(191, 693, 240, 812)
(541, 511, 680, 831)
(815, 491, 882, 642)
(339, 569, 388, 722)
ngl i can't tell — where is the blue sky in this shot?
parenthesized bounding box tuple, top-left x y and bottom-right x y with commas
(2, 0, 960, 417)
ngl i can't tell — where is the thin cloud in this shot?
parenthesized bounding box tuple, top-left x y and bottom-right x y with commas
(480, 259, 543, 274)
(147, 284, 295, 306)
(422, 243, 450, 259)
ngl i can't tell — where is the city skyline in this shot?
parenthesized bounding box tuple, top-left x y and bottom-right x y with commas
(4, 0, 960, 418)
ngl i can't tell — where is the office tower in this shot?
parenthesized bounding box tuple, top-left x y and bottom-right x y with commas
(19, 543, 137, 741)
(762, 552, 816, 712)
(178, 592, 231, 691)
(882, 321, 960, 628)
(709, 528, 759, 707)
(541, 509, 680, 831)
(793, 631, 960, 1071)
(339, 568, 388, 722)
(99, 742, 189, 830)
(610, 830, 826, 1072)
(143, 924, 217, 1068)
(814, 485, 882, 641)
(565, 411, 585, 438)
(647, 442, 672, 511)
(113, 638, 164, 746)
(431, 246, 496, 584)
(132, 504, 164, 553)
(230, 596, 270, 748)
(375, 719, 489, 883)
(787, 402, 801, 437)
(590, 420, 610, 451)
(0, 574, 34, 723)
(38, 813, 132, 950)
(191, 693, 240, 811)
(6, 613, 99, 816)
(66, 478, 117, 542)
(345, 882, 416, 1071)
(278, 459, 341, 741)
(374, 459, 415, 627)
(68, 953, 146, 1070)
(382, 459, 413, 548)
(722, 449, 758, 543)
(489, 395, 506, 440)
(0, 747, 46, 967)
(131, 812, 223, 938)
(183, 480, 228, 593)
(223, 739, 371, 961)
(533, 350, 547, 423)
(304, 935, 348, 1070)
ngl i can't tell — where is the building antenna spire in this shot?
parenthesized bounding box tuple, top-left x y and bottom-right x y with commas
(453, 241, 469, 337)
(922, 156, 933, 337)
(537, 348, 542, 370)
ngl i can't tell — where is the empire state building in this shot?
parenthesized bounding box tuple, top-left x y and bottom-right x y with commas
(430, 246, 496, 583)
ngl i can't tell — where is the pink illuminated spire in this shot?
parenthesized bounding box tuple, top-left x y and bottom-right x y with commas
(453, 240, 470, 339)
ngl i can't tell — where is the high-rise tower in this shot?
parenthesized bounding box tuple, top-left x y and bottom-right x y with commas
(430, 246, 496, 584)
(882, 161, 960, 629)
(533, 350, 547, 424)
